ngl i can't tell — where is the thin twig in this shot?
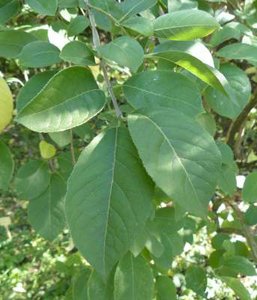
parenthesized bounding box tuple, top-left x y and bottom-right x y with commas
(84, 0, 123, 119)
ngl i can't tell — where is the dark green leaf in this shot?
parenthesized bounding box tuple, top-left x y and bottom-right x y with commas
(120, 0, 157, 21)
(15, 160, 51, 200)
(0, 141, 14, 191)
(121, 16, 153, 36)
(185, 265, 207, 296)
(0, 0, 20, 24)
(26, 0, 58, 16)
(98, 36, 144, 72)
(65, 127, 154, 278)
(16, 67, 106, 132)
(0, 30, 36, 58)
(242, 172, 257, 203)
(221, 256, 256, 276)
(28, 174, 66, 241)
(67, 15, 90, 36)
(245, 205, 257, 226)
(156, 276, 177, 300)
(128, 108, 221, 217)
(60, 41, 95, 66)
(87, 270, 114, 300)
(205, 64, 251, 119)
(123, 70, 203, 117)
(114, 252, 154, 300)
(217, 43, 257, 64)
(19, 41, 61, 68)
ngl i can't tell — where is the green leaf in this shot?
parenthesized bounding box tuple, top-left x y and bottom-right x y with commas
(0, 76, 13, 132)
(0, 30, 36, 58)
(245, 205, 257, 226)
(0, 0, 20, 24)
(156, 276, 177, 300)
(16, 67, 106, 132)
(28, 174, 66, 241)
(67, 15, 90, 36)
(26, 0, 58, 16)
(70, 268, 91, 300)
(87, 270, 114, 300)
(220, 277, 251, 300)
(242, 172, 257, 203)
(128, 108, 221, 217)
(16, 71, 56, 112)
(49, 131, 71, 148)
(0, 141, 14, 191)
(154, 9, 219, 40)
(60, 41, 95, 66)
(120, 0, 157, 21)
(217, 43, 257, 64)
(196, 112, 216, 136)
(123, 70, 203, 117)
(65, 127, 154, 278)
(147, 51, 229, 94)
(217, 142, 237, 195)
(98, 36, 144, 72)
(121, 16, 153, 36)
(39, 140, 57, 160)
(221, 256, 256, 276)
(89, 0, 123, 21)
(205, 64, 251, 119)
(15, 160, 50, 200)
(18, 41, 61, 68)
(185, 265, 207, 296)
(168, 0, 198, 11)
(114, 252, 154, 300)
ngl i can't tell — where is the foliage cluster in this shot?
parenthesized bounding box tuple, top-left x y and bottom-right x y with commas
(1, 0, 257, 299)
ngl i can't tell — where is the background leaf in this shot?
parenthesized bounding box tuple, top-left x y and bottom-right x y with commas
(0, 141, 14, 191)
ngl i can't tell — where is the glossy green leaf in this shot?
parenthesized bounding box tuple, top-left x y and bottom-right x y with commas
(121, 16, 153, 36)
(28, 174, 66, 241)
(220, 277, 251, 300)
(16, 67, 106, 132)
(123, 70, 203, 117)
(205, 64, 251, 119)
(242, 172, 257, 203)
(19, 41, 61, 68)
(60, 41, 95, 66)
(26, 0, 58, 16)
(0, 0, 20, 24)
(120, 0, 156, 21)
(185, 265, 207, 296)
(0, 30, 36, 58)
(156, 276, 177, 300)
(65, 127, 154, 278)
(154, 10, 219, 40)
(98, 36, 144, 72)
(147, 51, 229, 94)
(15, 160, 50, 200)
(68, 15, 89, 36)
(87, 270, 114, 300)
(217, 43, 257, 64)
(114, 252, 154, 300)
(128, 108, 221, 217)
(0, 141, 14, 191)
(16, 71, 56, 112)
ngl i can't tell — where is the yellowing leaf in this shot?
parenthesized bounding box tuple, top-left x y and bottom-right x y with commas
(39, 140, 57, 159)
(0, 77, 13, 132)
